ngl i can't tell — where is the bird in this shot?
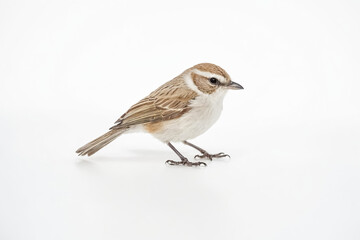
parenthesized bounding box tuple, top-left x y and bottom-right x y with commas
(76, 63, 243, 166)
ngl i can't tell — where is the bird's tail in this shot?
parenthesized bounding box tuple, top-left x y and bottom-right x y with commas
(76, 129, 127, 156)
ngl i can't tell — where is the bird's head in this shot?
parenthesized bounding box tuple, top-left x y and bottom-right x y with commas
(186, 63, 243, 95)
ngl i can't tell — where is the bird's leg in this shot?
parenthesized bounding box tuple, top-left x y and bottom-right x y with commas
(165, 142, 207, 167)
(183, 140, 230, 161)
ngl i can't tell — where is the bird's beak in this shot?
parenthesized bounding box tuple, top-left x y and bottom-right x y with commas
(225, 81, 244, 90)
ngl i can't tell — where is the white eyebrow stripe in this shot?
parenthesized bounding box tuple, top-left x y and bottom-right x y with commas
(193, 69, 227, 84)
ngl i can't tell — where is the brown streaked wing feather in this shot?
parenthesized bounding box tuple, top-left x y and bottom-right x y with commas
(110, 76, 198, 130)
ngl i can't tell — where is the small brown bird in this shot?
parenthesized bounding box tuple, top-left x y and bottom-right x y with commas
(76, 63, 243, 166)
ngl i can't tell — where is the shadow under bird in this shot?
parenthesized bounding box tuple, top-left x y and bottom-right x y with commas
(76, 63, 243, 166)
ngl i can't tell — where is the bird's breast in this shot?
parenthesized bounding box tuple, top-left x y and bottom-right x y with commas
(147, 90, 226, 142)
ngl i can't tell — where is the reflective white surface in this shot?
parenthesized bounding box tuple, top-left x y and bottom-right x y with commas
(1, 0, 359, 239)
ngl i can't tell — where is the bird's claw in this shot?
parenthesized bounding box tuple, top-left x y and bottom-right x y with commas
(165, 159, 207, 167)
(194, 152, 230, 161)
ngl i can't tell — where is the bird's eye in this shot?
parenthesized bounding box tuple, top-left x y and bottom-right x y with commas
(209, 77, 218, 85)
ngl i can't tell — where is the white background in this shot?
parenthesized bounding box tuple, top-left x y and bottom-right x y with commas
(1, 0, 359, 239)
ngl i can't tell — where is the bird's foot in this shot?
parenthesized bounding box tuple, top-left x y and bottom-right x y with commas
(194, 152, 230, 161)
(165, 159, 207, 167)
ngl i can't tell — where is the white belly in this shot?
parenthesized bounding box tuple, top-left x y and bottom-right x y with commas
(151, 90, 226, 142)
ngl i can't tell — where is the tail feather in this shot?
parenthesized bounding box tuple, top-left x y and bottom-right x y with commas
(76, 129, 126, 156)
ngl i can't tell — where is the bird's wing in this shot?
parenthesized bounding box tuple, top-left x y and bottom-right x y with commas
(110, 79, 198, 130)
